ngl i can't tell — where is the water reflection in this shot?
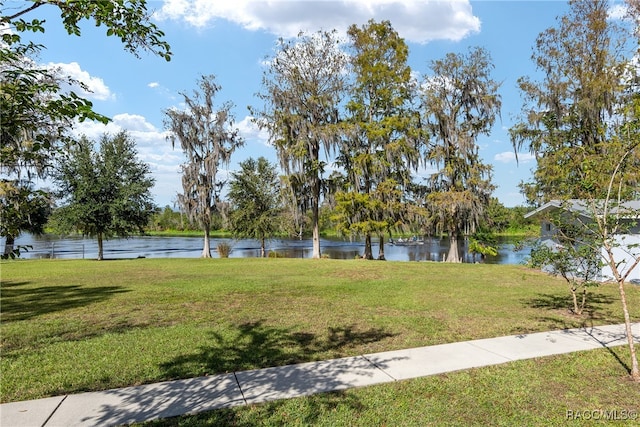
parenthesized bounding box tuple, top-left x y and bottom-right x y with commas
(7, 234, 530, 264)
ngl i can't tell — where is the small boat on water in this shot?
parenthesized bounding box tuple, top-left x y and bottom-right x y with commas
(389, 237, 424, 246)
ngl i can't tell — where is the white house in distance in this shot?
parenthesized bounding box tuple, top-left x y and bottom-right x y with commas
(525, 199, 640, 283)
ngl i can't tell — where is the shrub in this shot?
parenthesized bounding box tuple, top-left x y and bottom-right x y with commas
(217, 241, 232, 258)
(267, 251, 284, 258)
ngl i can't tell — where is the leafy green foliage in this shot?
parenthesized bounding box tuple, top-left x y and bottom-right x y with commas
(0, 181, 51, 258)
(510, 0, 639, 379)
(529, 241, 601, 315)
(335, 20, 420, 260)
(1, 0, 172, 60)
(0, 42, 109, 179)
(51, 131, 156, 260)
(1, 0, 172, 169)
(510, 0, 638, 203)
(228, 157, 284, 257)
(468, 230, 498, 262)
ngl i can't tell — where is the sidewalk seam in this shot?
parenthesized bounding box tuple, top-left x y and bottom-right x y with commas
(233, 372, 248, 406)
(41, 395, 67, 427)
(465, 341, 516, 362)
(361, 354, 397, 381)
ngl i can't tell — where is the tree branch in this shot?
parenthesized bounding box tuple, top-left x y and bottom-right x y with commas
(2, 1, 44, 21)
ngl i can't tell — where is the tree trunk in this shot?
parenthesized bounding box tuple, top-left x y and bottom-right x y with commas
(446, 232, 461, 262)
(312, 217, 321, 259)
(97, 233, 104, 261)
(3, 235, 15, 257)
(570, 285, 582, 315)
(202, 228, 212, 258)
(311, 191, 321, 259)
(618, 279, 640, 381)
(378, 235, 386, 260)
(260, 236, 266, 258)
(363, 233, 373, 259)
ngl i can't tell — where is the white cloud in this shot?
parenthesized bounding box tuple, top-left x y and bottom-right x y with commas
(71, 113, 162, 139)
(237, 115, 271, 146)
(148, 82, 160, 88)
(608, 3, 628, 20)
(71, 119, 122, 140)
(112, 113, 158, 133)
(47, 62, 114, 101)
(0, 22, 12, 38)
(156, 0, 480, 43)
(494, 151, 535, 164)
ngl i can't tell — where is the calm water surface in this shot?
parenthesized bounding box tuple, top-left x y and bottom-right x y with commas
(9, 234, 531, 264)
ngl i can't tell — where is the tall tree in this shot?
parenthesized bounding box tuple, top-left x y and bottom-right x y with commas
(1, 0, 171, 257)
(420, 47, 501, 262)
(336, 20, 421, 260)
(252, 30, 348, 259)
(52, 131, 156, 260)
(164, 75, 244, 258)
(228, 157, 283, 257)
(509, 0, 635, 203)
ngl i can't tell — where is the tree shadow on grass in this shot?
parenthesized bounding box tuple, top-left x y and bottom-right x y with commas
(147, 389, 363, 426)
(522, 292, 618, 329)
(159, 321, 397, 379)
(0, 280, 129, 322)
(82, 322, 398, 426)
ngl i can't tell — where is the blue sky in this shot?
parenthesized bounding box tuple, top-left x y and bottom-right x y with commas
(12, 0, 626, 208)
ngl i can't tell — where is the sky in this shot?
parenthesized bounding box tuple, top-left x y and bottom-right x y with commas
(8, 0, 630, 208)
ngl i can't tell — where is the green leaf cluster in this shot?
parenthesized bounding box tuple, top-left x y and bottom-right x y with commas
(228, 157, 284, 257)
(51, 131, 156, 259)
(510, 0, 639, 203)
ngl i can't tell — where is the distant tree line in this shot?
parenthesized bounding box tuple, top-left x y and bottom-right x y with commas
(146, 196, 535, 237)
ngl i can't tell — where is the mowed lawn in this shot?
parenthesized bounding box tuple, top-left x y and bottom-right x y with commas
(1, 258, 639, 422)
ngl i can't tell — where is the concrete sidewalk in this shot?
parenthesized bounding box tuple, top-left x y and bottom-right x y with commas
(2, 323, 638, 427)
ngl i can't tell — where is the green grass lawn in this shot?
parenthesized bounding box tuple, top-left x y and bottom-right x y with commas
(1, 258, 639, 424)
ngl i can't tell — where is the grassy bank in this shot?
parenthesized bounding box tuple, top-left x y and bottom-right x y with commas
(1, 258, 638, 420)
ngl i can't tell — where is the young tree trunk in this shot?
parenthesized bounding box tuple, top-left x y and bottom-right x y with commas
(603, 241, 640, 381)
(363, 233, 373, 259)
(618, 279, 640, 381)
(260, 236, 266, 258)
(202, 228, 211, 258)
(378, 235, 386, 260)
(446, 232, 461, 262)
(569, 285, 582, 315)
(97, 233, 104, 261)
(3, 235, 15, 257)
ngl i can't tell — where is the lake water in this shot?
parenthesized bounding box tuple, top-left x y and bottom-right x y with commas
(7, 234, 532, 264)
